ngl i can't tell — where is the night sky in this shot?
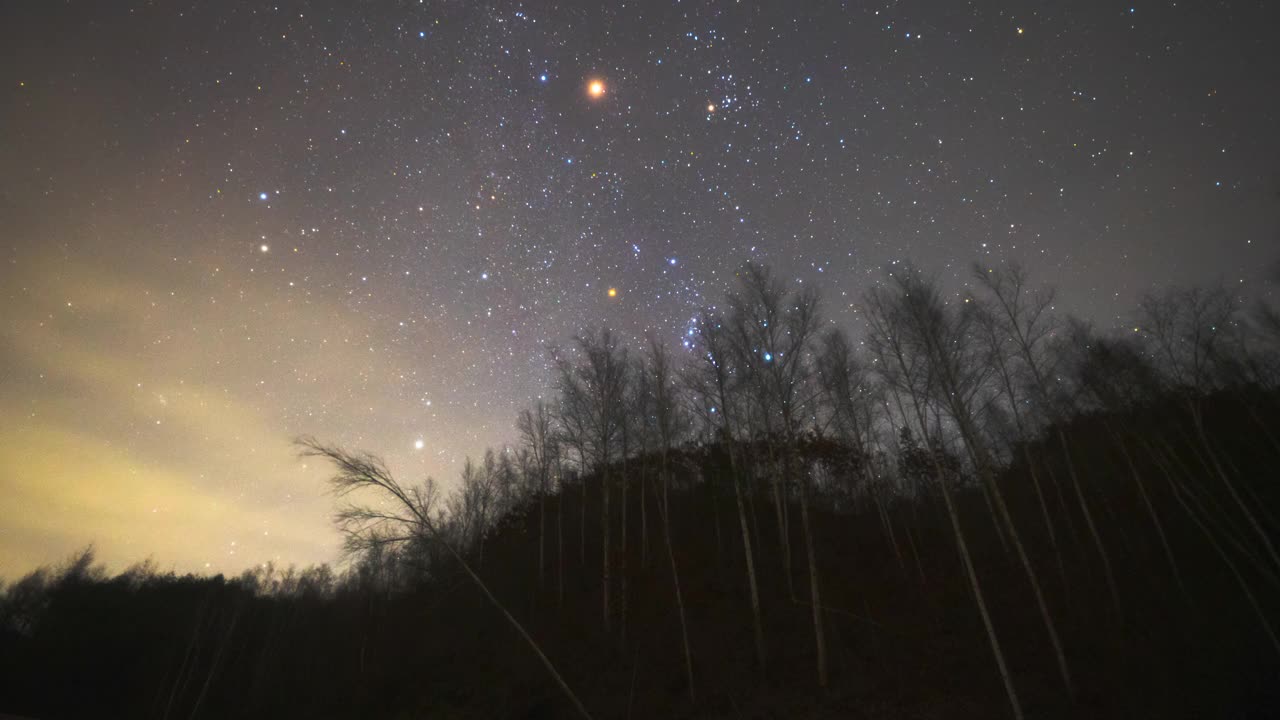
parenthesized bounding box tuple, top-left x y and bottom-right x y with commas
(2, 0, 1277, 577)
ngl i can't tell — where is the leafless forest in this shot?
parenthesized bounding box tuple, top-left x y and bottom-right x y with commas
(5, 262, 1280, 718)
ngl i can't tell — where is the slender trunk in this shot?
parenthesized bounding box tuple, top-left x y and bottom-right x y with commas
(1167, 473, 1280, 657)
(711, 470, 724, 570)
(745, 450, 763, 557)
(729, 444, 766, 669)
(980, 479, 1011, 555)
(1058, 428, 1122, 619)
(603, 464, 611, 632)
(768, 442, 796, 601)
(958, 420, 1073, 697)
(659, 450, 696, 702)
(1187, 402, 1280, 573)
(935, 461, 1023, 720)
(1042, 459, 1084, 562)
(1023, 447, 1065, 588)
(905, 520, 927, 586)
(1240, 397, 1280, 461)
(621, 457, 629, 645)
(640, 462, 649, 568)
(868, 468, 905, 571)
(798, 467, 828, 687)
(1145, 436, 1280, 590)
(436, 518, 595, 719)
(1109, 428, 1188, 601)
(558, 481, 565, 609)
(539, 486, 547, 591)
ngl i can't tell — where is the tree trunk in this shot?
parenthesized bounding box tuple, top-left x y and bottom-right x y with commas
(539, 483, 546, 591)
(438, 519, 595, 719)
(1058, 429, 1122, 619)
(1023, 448, 1065, 589)
(659, 451, 696, 702)
(640, 463, 649, 568)
(768, 442, 796, 601)
(867, 468, 905, 572)
(959, 420, 1073, 697)
(558, 481, 565, 609)
(620, 459, 629, 644)
(603, 466, 611, 632)
(1109, 428, 1187, 600)
(797, 468, 828, 688)
(728, 440, 766, 669)
(935, 461, 1024, 720)
(711, 470, 724, 570)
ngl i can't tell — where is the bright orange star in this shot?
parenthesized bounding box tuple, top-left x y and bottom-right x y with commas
(588, 79, 606, 98)
(607, 287, 618, 298)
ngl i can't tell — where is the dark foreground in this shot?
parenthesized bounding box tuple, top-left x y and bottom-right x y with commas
(3, 391, 1280, 719)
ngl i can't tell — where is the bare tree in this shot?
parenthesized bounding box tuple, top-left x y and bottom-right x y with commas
(1139, 284, 1239, 393)
(646, 335, 697, 701)
(969, 268, 1063, 581)
(518, 400, 556, 590)
(1138, 285, 1280, 574)
(728, 263, 828, 687)
(688, 309, 766, 669)
(296, 437, 593, 720)
(891, 267, 1074, 697)
(557, 329, 628, 632)
(552, 346, 592, 570)
(447, 455, 497, 567)
(863, 279, 1024, 720)
(976, 265, 1122, 619)
(631, 354, 653, 567)
(817, 328, 905, 571)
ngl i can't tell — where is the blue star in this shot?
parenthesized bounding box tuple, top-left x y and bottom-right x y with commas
(539, 74, 548, 82)
(258, 192, 269, 201)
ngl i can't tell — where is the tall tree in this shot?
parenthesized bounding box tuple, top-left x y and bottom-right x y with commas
(518, 400, 555, 590)
(296, 438, 593, 720)
(688, 309, 767, 669)
(891, 267, 1073, 697)
(557, 329, 628, 631)
(728, 262, 828, 686)
(646, 335, 697, 701)
(864, 279, 1025, 720)
(817, 328, 905, 570)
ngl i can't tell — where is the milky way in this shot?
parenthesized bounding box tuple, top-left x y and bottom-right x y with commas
(2, 0, 1276, 576)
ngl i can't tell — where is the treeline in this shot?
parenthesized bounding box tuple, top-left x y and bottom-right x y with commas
(3, 261, 1280, 719)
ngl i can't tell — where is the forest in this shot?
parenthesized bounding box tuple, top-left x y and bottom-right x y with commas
(3, 262, 1280, 719)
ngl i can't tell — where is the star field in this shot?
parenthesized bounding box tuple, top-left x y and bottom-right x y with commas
(1, 0, 1276, 575)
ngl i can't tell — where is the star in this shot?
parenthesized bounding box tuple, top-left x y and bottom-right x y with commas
(588, 79, 606, 98)
(607, 287, 618, 298)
